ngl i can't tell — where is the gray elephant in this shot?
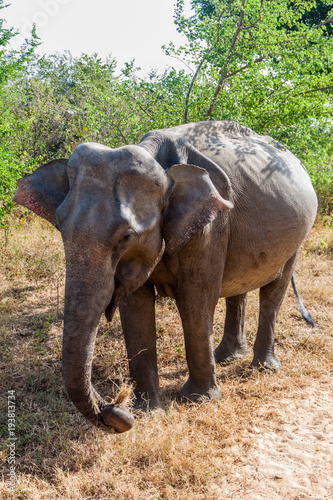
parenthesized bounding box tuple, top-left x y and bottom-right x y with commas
(13, 120, 317, 432)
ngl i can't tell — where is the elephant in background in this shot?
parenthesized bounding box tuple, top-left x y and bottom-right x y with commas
(13, 120, 317, 432)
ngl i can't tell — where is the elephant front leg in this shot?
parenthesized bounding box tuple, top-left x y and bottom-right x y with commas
(119, 281, 161, 411)
(252, 252, 299, 370)
(176, 290, 222, 402)
(215, 293, 248, 363)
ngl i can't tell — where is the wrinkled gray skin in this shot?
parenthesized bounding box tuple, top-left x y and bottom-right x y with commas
(14, 121, 317, 431)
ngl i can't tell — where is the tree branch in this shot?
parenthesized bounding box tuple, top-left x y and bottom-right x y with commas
(256, 82, 333, 109)
(224, 54, 267, 80)
(239, 0, 264, 30)
(128, 93, 154, 120)
(215, 0, 237, 45)
(109, 117, 128, 143)
(314, 17, 333, 29)
(167, 54, 194, 74)
(205, 0, 246, 118)
(292, 86, 333, 97)
(184, 58, 205, 122)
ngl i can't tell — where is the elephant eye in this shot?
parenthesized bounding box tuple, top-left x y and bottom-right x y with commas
(120, 229, 136, 244)
(122, 233, 132, 243)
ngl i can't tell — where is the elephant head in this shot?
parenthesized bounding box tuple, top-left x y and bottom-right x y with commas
(13, 141, 233, 431)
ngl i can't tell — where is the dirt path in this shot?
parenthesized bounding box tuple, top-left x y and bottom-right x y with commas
(219, 380, 333, 499)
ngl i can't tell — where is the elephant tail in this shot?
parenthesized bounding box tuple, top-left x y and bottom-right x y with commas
(291, 274, 315, 327)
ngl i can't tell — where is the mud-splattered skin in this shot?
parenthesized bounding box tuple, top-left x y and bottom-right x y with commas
(14, 121, 317, 431)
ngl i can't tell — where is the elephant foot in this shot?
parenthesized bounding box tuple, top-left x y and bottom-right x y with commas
(178, 378, 222, 403)
(251, 352, 281, 371)
(214, 344, 247, 364)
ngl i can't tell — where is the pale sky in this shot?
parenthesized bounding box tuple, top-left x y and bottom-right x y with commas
(4, 0, 193, 74)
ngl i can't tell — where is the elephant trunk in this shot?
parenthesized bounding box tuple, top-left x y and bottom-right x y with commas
(62, 256, 134, 432)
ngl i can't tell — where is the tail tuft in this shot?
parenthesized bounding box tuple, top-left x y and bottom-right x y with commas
(291, 275, 315, 328)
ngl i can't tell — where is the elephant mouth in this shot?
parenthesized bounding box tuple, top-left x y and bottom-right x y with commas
(104, 277, 125, 322)
(104, 242, 166, 323)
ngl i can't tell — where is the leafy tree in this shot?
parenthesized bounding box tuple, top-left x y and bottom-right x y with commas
(295, 0, 333, 36)
(0, 1, 39, 227)
(164, 0, 333, 214)
(192, 0, 333, 32)
(0, 0, 332, 222)
(10, 52, 189, 162)
(0, 1, 38, 84)
(165, 0, 333, 123)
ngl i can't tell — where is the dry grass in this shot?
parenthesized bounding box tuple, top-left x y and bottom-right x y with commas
(0, 216, 332, 499)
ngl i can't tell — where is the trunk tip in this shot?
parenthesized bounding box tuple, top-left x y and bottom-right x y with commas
(101, 404, 135, 433)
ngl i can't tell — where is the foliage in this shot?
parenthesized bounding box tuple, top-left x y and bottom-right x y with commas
(0, 49, 190, 228)
(0, 1, 38, 85)
(164, 0, 333, 212)
(8, 52, 191, 158)
(166, 0, 333, 122)
(0, 1, 39, 228)
(0, 0, 332, 226)
(293, 0, 333, 36)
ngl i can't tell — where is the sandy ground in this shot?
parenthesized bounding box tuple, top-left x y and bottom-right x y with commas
(215, 380, 333, 499)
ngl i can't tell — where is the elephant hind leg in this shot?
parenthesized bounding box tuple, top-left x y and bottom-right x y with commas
(215, 293, 248, 364)
(252, 251, 299, 371)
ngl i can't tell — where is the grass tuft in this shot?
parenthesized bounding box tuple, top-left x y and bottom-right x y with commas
(114, 384, 134, 407)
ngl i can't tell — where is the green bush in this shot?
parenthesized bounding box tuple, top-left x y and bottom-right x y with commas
(0, 0, 332, 228)
(307, 164, 333, 216)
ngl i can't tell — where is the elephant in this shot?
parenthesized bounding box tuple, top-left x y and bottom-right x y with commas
(13, 120, 317, 432)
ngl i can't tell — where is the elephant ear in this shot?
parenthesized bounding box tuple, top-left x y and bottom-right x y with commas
(13, 159, 69, 228)
(163, 164, 233, 255)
